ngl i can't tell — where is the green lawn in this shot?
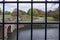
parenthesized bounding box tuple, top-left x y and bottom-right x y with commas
(0, 15, 12, 18)
(19, 15, 31, 21)
(0, 15, 3, 18)
(47, 17, 55, 21)
(0, 15, 56, 21)
(4, 15, 12, 18)
(0, 15, 3, 17)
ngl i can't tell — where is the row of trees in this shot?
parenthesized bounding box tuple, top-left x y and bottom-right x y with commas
(12, 8, 59, 17)
(0, 8, 11, 15)
(27, 9, 45, 16)
(12, 8, 45, 17)
(0, 8, 59, 20)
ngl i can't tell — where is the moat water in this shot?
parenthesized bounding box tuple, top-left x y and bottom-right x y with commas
(8, 28, 59, 40)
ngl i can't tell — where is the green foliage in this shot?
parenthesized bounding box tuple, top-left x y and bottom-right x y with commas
(0, 8, 2, 15)
(0, 7, 59, 21)
(11, 9, 27, 17)
(19, 10, 26, 15)
(33, 9, 39, 16)
(5, 15, 12, 19)
(47, 17, 55, 21)
(11, 8, 45, 17)
(47, 8, 59, 21)
(20, 16, 31, 21)
(27, 9, 45, 16)
(38, 10, 45, 16)
(5, 11, 11, 15)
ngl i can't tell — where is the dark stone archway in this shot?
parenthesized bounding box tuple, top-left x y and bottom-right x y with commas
(7, 25, 11, 40)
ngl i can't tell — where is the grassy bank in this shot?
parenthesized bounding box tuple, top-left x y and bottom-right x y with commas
(0, 15, 58, 21)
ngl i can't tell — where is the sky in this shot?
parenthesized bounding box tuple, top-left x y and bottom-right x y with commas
(0, 3, 3, 11)
(0, 0, 59, 12)
(19, 3, 31, 12)
(33, 3, 45, 11)
(5, 3, 17, 12)
(47, 3, 59, 11)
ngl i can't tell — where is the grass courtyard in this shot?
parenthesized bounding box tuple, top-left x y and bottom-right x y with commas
(0, 15, 57, 21)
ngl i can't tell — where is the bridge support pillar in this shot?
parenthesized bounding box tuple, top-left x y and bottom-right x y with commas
(4, 25, 8, 40)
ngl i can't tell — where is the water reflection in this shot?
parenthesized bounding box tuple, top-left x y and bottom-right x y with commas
(11, 28, 58, 40)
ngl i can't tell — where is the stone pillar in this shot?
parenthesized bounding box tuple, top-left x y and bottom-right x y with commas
(11, 25, 16, 32)
(4, 25, 8, 40)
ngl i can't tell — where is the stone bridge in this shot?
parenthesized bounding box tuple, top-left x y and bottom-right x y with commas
(0, 24, 59, 40)
(0, 24, 25, 40)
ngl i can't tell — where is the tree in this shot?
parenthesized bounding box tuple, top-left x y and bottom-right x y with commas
(27, 9, 45, 16)
(47, 8, 59, 20)
(11, 8, 17, 16)
(38, 10, 45, 17)
(47, 10, 53, 17)
(0, 8, 2, 15)
(19, 10, 26, 15)
(33, 9, 39, 16)
(12, 8, 26, 17)
(4, 11, 11, 15)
